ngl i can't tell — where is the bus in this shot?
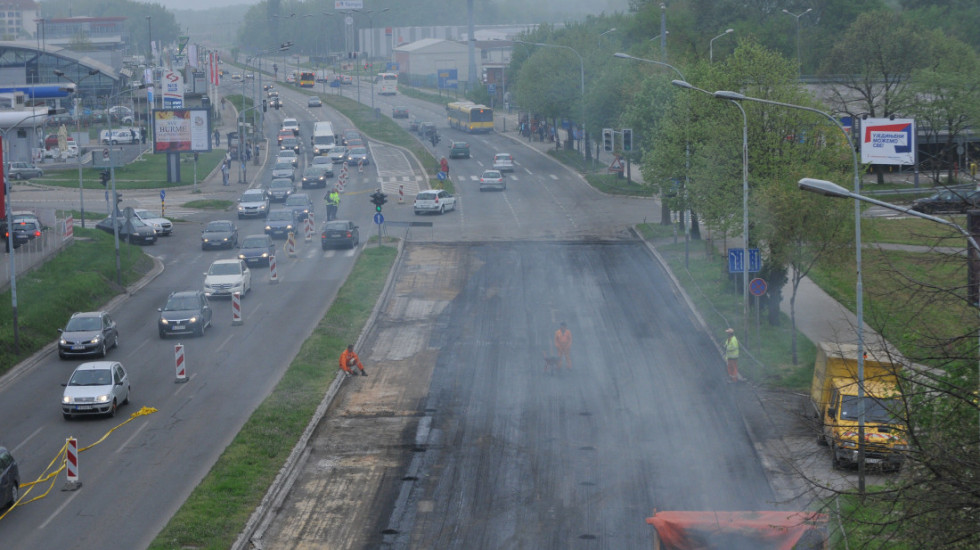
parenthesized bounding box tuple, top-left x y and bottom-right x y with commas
(297, 71, 315, 88)
(375, 72, 398, 95)
(446, 101, 494, 133)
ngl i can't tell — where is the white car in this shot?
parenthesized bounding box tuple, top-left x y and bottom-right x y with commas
(492, 153, 515, 172)
(238, 189, 270, 219)
(100, 128, 141, 145)
(203, 259, 252, 299)
(414, 189, 457, 215)
(281, 118, 300, 136)
(132, 208, 173, 236)
(61, 361, 130, 419)
(479, 170, 506, 191)
(276, 149, 299, 167)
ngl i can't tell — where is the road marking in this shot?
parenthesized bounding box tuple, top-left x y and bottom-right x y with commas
(39, 490, 83, 530)
(12, 427, 43, 455)
(115, 422, 149, 455)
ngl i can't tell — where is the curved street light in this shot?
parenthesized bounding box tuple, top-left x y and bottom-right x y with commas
(54, 68, 100, 228)
(709, 28, 734, 63)
(597, 28, 617, 46)
(782, 8, 812, 77)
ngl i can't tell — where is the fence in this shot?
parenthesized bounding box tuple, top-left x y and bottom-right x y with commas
(0, 216, 74, 292)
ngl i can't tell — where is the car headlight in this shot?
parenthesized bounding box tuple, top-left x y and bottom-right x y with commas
(63, 395, 72, 404)
(261, 252, 269, 258)
(189, 316, 198, 323)
(238, 254, 245, 260)
(89, 336, 102, 344)
(60, 338, 68, 345)
(238, 205, 245, 212)
(893, 444, 910, 451)
(160, 318, 169, 325)
(840, 441, 858, 449)
(95, 394, 111, 403)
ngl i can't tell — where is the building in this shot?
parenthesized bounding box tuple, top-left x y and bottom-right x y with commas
(0, 0, 38, 41)
(394, 38, 473, 88)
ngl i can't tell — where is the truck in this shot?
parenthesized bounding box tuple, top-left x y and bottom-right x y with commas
(647, 510, 828, 549)
(810, 342, 908, 471)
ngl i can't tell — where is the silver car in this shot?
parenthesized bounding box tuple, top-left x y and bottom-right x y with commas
(272, 161, 295, 181)
(492, 153, 514, 172)
(61, 361, 130, 419)
(479, 170, 506, 191)
(238, 189, 270, 218)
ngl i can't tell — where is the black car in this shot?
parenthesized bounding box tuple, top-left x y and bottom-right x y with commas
(910, 190, 980, 214)
(408, 117, 420, 132)
(284, 193, 315, 222)
(301, 166, 331, 189)
(265, 208, 298, 239)
(158, 290, 212, 338)
(392, 106, 409, 118)
(58, 311, 119, 359)
(2, 217, 41, 250)
(266, 178, 295, 202)
(201, 220, 239, 250)
(238, 234, 276, 267)
(95, 215, 157, 245)
(280, 136, 301, 154)
(0, 446, 18, 510)
(320, 220, 359, 250)
(419, 122, 436, 137)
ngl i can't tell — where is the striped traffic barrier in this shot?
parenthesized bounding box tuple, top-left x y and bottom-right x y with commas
(175, 343, 188, 384)
(64, 437, 82, 490)
(286, 232, 297, 257)
(270, 254, 279, 284)
(304, 217, 313, 241)
(399, 184, 404, 204)
(232, 292, 243, 325)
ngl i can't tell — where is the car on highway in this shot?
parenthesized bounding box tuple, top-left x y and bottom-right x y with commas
(414, 189, 457, 215)
(272, 160, 296, 181)
(326, 146, 348, 164)
(910, 190, 980, 214)
(279, 137, 301, 156)
(95, 215, 157, 244)
(346, 146, 369, 166)
(479, 169, 506, 191)
(282, 117, 300, 136)
(392, 106, 409, 118)
(307, 96, 322, 108)
(311, 155, 335, 168)
(301, 166, 332, 189)
(237, 188, 270, 219)
(201, 220, 239, 250)
(449, 141, 470, 159)
(132, 208, 173, 236)
(277, 129, 292, 146)
(238, 234, 276, 267)
(6, 161, 43, 180)
(341, 128, 362, 145)
(158, 290, 212, 338)
(203, 258, 251, 298)
(284, 192, 314, 222)
(492, 153, 515, 172)
(0, 446, 18, 509)
(320, 220, 359, 249)
(266, 178, 295, 202)
(419, 121, 436, 137)
(408, 117, 420, 132)
(264, 208, 298, 239)
(2, 216, 41, 249)
(57, 311, 119, 359)
(61, 361, 130, 419)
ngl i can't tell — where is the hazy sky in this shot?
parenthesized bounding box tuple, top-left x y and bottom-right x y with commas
(159, 0, 630, 13)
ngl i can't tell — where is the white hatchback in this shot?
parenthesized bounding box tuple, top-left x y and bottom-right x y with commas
(61, 361, 130, 419)
(203, 258, 252, 298)
(132, 208, 173, 236)
(492, 153, 514, 172)
(414, 189, 457, 215)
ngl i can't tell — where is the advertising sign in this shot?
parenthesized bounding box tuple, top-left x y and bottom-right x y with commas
(152, 109, 211, 153)
(335, 0, 363, 8)
(162, 70, 185, 109)
(438, 69, 458, 90)
(860, 118, 915, 165)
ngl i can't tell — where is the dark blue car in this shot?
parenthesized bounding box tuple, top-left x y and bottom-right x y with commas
(238, 234, 276, 266)
(264, 209, 298, 239)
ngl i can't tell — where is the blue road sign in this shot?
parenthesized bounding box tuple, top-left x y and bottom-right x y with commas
(437, 171, 447, 181)
(488, 83, 496, 95)
(373, 213, 384, 225)
(749, 277, 768, 297)
(160, 189, 166, 201)
(727, 248, 762, 274)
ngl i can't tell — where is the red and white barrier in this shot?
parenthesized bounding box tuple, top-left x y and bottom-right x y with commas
(270, 255, 279, 284)
(64, 436, 81, 490)
(304, 217, 313, 242)
(232, 292, 243, 325)
(175, 343, 188, 383)
(286, 232, 297, 257)
(398, 185, 404, 204)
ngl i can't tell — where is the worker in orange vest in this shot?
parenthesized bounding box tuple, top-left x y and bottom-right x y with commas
(339, 344, 367, 376)
(554, 322, 572, 370)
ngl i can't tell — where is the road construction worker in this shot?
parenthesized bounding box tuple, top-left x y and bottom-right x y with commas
(554, 322, 572, 370)
(724, 328, 740, 382)
(339, 344, 367, 376)
(326, 188, 340, 221)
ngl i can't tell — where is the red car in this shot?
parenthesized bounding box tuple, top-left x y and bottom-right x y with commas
(44, 134, 76, 150)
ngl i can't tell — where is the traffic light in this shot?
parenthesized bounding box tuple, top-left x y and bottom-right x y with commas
(602, 128, 613, 152)
(370, 190, 388, 212)
(622, 128, 633, 152)
(99, 169, 110, 187)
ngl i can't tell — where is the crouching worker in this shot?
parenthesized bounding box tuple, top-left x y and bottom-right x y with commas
(339, 344, 367, 376)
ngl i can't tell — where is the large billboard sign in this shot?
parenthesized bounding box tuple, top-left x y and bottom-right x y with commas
(162, 70, 185, 108)
(861, 118, 915, 165)
(152, 109, 211, 153)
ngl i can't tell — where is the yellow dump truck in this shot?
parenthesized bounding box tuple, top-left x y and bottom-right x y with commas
(810, 342, 908, 471)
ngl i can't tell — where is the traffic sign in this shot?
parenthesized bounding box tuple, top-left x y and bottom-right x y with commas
(727, 248, 762, 274)
(102, 148, 109, 161)
(160, 190, 166, 201)
(373, 213, 384, 225)
(749, 278, 768, 297)
(488, 83, 496, 95)
(437, 171, 447, 181)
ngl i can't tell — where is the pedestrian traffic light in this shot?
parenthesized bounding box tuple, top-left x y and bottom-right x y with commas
(99, 169, 110, 187)
(602, 128, 613, 152)
(370, 190, 388, 212)
(622, 128, 633, 152)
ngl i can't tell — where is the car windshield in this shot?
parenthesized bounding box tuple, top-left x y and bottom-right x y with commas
(274, 162, 293, 170)
(324, 222, 349, 230)
(209, 262, 241, 276)
(839, 395, 903, 424)
(267, 210, 293, 220)
(350, 148, 366, 155)
(242, 237, 268, 248)
(304, 168, 323, 176)
(417, 193, 438, 200)
(206, 222, 233, 232)
(165, 296, 200, 310)
(312, 156, 331, 164)
(134, 210, 150, 218)
(285, 196, 307, 206)
(241, 192, 264, 202)
(483, 171, 502, 179)
(69, 368, 112, 386)
(65, 316, 101, 331)
(270, 180, 292, 189)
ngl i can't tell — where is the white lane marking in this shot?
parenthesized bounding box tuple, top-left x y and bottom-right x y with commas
(12, 427, 43, 455)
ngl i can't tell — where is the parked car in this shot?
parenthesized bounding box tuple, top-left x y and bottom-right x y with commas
(158, 290, 212, 337)
(0, 446, 18, 509)
(44, 133, 76, 151)
(61, 361, 130, 419)
(492, 153, 515, 172)
(264, 208, 298, 238)
(392, 106, 409, 118)
(301, 166, 331, 189)
(57, 311, 119, 359)
(203, 258, 251, 298)
(449, 141, 470, 159)
(307, 96, 322, 108)
(132, 208, 172, 236)
(95, 215, 157, 244)
(6, 161, 43, 180)
(266, 178, 295, 202)
(910, 190, 980, 214)
(237, 189, 270, 219)
(320, 220, 360, 249)
(414, 189, 458, 215)
(284, 192, 314, 222)
(479, 169, 506, 191)
(238, 234, 276, 267)
(201, 220, 239, 250)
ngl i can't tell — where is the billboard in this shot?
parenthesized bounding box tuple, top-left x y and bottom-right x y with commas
(162, 70, 185, 108)
(335, 0, 363, 8)
(861, 118, 915, 165)
(152, 109, 211, 153)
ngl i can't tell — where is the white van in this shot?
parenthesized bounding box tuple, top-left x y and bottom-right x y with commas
(100, 128, 141, 145)
(311, 120, 336, 157)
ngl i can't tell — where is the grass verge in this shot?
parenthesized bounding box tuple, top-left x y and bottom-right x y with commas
(0, 228, 154, 371)
(34, 150, 227, 191)
(148, 244, 397, 549)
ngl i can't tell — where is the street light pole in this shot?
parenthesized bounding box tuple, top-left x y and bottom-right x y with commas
(782, 8, 812, 77)
(719, 90, 867, 494)
(597, 28, 617, 46)
(54, 68, 99, 229)
(709, 28, 734, 63)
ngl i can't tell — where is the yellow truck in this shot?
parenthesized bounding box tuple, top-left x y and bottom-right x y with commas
(810, 342, 908, 471)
